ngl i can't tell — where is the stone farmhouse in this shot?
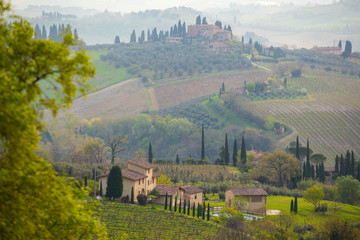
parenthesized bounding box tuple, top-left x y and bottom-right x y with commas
(225, 187, 268, 215)
(98, 159, 204, 206)
(97, 159, 157, 200)
(310, 46, 342, 55)
(207, 42, 230, 53)
(187, 24, 231, 41)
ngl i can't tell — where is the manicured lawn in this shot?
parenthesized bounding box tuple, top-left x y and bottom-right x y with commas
(267, 196, 360, 224)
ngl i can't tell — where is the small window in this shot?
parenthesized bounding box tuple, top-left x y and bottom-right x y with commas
(148, 180, 149, 185)
(195, 194, 197, 199)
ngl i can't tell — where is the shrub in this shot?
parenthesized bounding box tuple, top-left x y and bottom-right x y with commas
(291, 69, 301, 77)
(137, 194, 147, 206)
(218, 192, 225, 200)
(315, 203, 328, 214)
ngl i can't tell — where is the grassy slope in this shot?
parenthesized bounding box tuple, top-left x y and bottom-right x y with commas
(267, 196, 360, 224)
(95, 201, 220, 239)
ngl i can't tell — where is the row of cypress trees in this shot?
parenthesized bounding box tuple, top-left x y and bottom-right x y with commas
(334, 150, 359, 179)
(164, 193, 210, 221)
(290, 197, 298, 214)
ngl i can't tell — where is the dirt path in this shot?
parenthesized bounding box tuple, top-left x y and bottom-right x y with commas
(147, 88, 159, 111)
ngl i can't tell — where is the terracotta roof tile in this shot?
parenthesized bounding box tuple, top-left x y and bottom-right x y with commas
(122, 169, 147, 181)
(128, 159, 153, 169)
(180, 186, 204, 194)
(155, 185, 179, 196)
(229, 188, 268, 196)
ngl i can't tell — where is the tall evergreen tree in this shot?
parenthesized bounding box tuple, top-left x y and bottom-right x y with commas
(303, 162, 307, 179)
(178, 20, 182, 36)
(340, 154, 345, 176)
(196, 15, 201, 25)
(202, 17, 207, 25)
(106, 166, 123, 199)
(296, 136, 300, 160)
(201, 124, 205, 160)
(192, 203, 195, 217)
(151, 28, 158, 41)
(311, 165, 315, 179)
(240, 136, 247, 166)
(294, 197, 298, 213)
(346, 150, 351, 176)
(207, 203, 210, 221)
(174, 197, 177, 212)
(182, 22, 186, 36)
(290, 199, 294, 212)
(114, 35, 120, 44)
(84, 176, 87, 188)
(351, 150, 355, 177)
(41, 25, 47, 39)
(338, 40, 342, 49)
(178, 198, 181, 213)
(315, 164, 319, 179)
(148, 142, 153, 163)
(357, 163, 360, 181)
(147, 29, 150, 41)
(222, 82, 225, 91)
(224, 133, 229, 165)
(335, 155, 339, 174)
(140, 30, 145, 43)
(131, 187, 134, 204)
(130, 30, 136, 43)
(306, 138, 310, 163)
(232, 138, 238, 166)
(34, 24, 41, 39)
(197, 203, 200, 218)
(169, 196, 172, 211)
(183, 199, 186, 214)
(202, 202, 206, 220)
(176, 154, 180, 165)
(319, 162, 325, 182)
(164, 192, 168, 210)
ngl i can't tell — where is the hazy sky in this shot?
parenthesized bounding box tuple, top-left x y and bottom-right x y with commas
(11, 0, 334, 13)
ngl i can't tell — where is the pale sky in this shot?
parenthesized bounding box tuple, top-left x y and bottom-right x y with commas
(10, 0, 334, 13)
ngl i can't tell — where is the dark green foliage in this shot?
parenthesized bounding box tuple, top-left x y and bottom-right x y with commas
(197, 203, 200, 218)
(290, 199, 294, 212)
(106, 166, 123, 199)
(342, 40, 352, 58)
(207, 203, 210, 221)
(201, 125, 205, 160)
(351, 150, 355, 177)
(218, 192, 225, 200)
(338, 40, 342, 49)
(130, 30, 136, 43)
(232, 138, 238, 167)
(240, 136, 247, 166)
(306, 139, 310, 163)
(84, 176, 87, 187)
(34, 24, 41, 39)
(303, 162, 307, 180)
(202, 202, 205, 220)
(169, 196, 172, 211)
(311, 165, 315, 179)
(192, 203, 195, 217)
(291, 69, 302, 77)
(215, 20, 222, 29)
(114, 36, 120, 44)
(202, 17, 207, 25)
(187, 201, 190, 215)
(183, 199, 186, 214)
(196, 15, 201, 25)
(340, 154, 345, 176)
(176, 154, 180, 165)
(174, 197, 177, 211)
(294, 197, 298, 214)
(346, 150, 351, 176)
(178, 198, 181, 213)
(222, 82, 225, 92)
(131, 187, 134, 204)
(137, 194, 147, 206)
(165, 193, 168, 210)
(224, 133, 230, 165)
(357, 163, 360, 181)
(100, 181, 103, 197)
(148, 142, 153, 163)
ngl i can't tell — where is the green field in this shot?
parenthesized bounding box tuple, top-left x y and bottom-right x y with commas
(267, 196, 360, 224)
(95, 201, 220, 239)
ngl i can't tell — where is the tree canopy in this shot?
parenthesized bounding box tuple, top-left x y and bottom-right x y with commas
(106, 165, 123, 199)
(0, 1, 105, 239)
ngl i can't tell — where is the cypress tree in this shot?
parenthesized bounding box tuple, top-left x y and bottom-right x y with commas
(106, 166, 123, 199)
(164, 192, 168, 210)
(319, 162, 325, 182)
(357, 163, 360, 181)
(197, 203, 200, 218)
(222, 82, 225, 92)
(131, 187, 134, 204)
(179, 198, 181, 213)
(351, 150, 355, 177)
(346, 150, 351, 176)
(306, 158, 311, 180)
(294, 197, 298, 213)
(315, 164, 319, 179)
(311, 165, 315, 179)
(147, 29, 150, 41)
(84, 176, 88, 188)
(188, 201, 190, 215)
(207, 203, 210, 221)
(232, 138, 238, 167)
(174, 197, 177, 212)
(240, 136, 247, 166)
(169, 196, 172, 211)
(192, 203, 195, 217)
(183, 199, 186, 214)
(224, 133, 229, 165)
(202, 202, 206, 220)
(176, 154, 180, 165)
(41, 25, 47, 39)
(340, 154, 344, 176)
(296, 136, 300, 160)
(100, 181, 103, 197)
(148, 142, 153, 163)
(114, 35, 120, 44)
(306, 138, 310, 163)
(201, 124, 205, 160)
(335, 155, 339, 174)
(130, 30, 136, 43)
(290, 199, 294, 212)
(303, 162, 307, 179)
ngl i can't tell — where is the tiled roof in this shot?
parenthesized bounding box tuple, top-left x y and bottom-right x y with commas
(128, 159, 153, 169)
(229, 188, 268, 196)
(180, 186, 204, 194)
(122, 168, 147, 181)
(155, 185, 179, 196)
